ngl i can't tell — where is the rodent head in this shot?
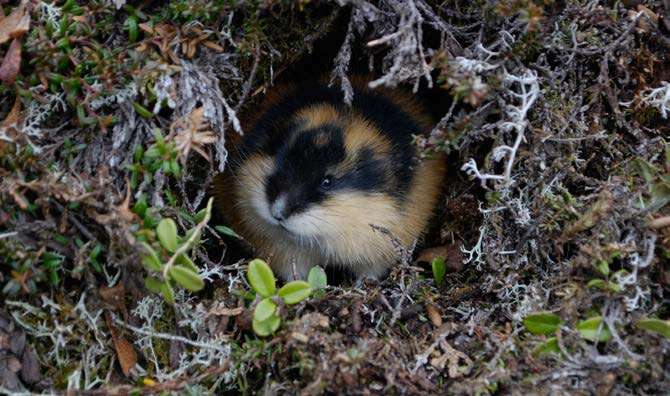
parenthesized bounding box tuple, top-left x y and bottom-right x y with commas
(236, 104, 401, 247)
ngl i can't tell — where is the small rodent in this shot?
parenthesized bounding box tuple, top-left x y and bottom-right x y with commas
(212, 78, 445, 281)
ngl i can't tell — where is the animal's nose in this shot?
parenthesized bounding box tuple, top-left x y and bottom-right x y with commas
(271, 208, 283, 221)
(270, 195, 288, 221)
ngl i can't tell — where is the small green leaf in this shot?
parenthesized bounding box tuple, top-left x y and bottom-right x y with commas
(635, 318, 670, 338)
(215, 225, 240, 238)
(178, 228, 201, 246)
(90, 243, 102, 259)
(76, 104, 96, 126)
(144, 146, 161, 159)
(577, 316, 611, 342)
(143, 211, 161, 229)
(133, 193, 148, 218)
(127, 15, 138, 42)
(49, 269, 59, 285)
(160, 282, 175, 305)
(154, 128, 165, 148)
(595, 260, 610, 277)
(140, 242, 162, 271)
(247, 259, 276, 297)
(134, 102, 154, 118)
(252, 314, 281, 337)
(169, 265, 205, 292)
(254, 298, 277, 322)
(179, 210, 194, 221)
(586, 279, 606, 289)
(176, 254, 199, 273)
(70, 5, 84, 15)
(134, 144, 144, 163)
(524, 313, 561, 335)
(194, 208, 207, 223)
(144, 276, 162, 293)
(278, 281, 311, 305)
(307, 266, 327, 290)
(634, 158, 657, 183)
(169, 159, 180, 177)
(536, 337, 560, 355)
(432, 257, 447, 286)
(165, 188, 177, 207)
(649, 182, 670, 211)
(62, 0, 75, 12)
(156, 218, 178, 253)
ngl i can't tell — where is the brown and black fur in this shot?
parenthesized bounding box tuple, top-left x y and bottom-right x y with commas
(212, 78, 445, 280)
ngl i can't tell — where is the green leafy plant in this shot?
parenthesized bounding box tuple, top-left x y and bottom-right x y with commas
(431, 257, 447, 286)
(215, 225, 240, 238)
(247, 259, 312, 337)
(524, 312, 561, 335)
(577, 316, 611, 342)
(535, 337, 560, 355)
(633, 142, 670, 212)
(586, 252, 628, 293)
(307, 266, 327, 297)
(140, 198, 212, 304)
(635, 318, 670, 339)
(125, 129, 181, 190)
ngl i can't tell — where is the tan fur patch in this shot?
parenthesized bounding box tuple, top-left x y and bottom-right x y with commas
(343, 116, 392, 157)
(295, 104, 341, 130)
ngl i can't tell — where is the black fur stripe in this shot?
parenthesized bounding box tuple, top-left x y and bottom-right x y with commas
(238, 82, 422, 196)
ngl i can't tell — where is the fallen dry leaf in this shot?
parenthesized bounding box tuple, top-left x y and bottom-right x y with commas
(1, 94, 21, 131)
(0, 39, 22, 85)
(20, 346, 40, 384)
(637, 5, 658, 23)
(209, 305, 244, 317)
(202, 40, 224, 52)
(104, 309, 137, 377)
(650, 216, 670, 229)
(425, 303, 442, 327)
(138, 23, 154, 34)
(112, 331, 137, 376)
(291, 332, 309, 343)
(171, 106, 216, 162)
(0, 1, 29, 45)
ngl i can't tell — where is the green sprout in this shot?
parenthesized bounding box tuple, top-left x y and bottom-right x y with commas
(307, 266, 327, 297)
(126, 129, 180, 190)
(246, 259, 313, 337)
(577, 316, 611, 343)
(431, 257, 447, 286)
(523, 312, 561, 336)
(140, 197, 212, 304)
(635, 318, 670, 339)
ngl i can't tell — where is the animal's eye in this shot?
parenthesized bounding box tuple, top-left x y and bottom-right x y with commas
(320, 176, 333, 190)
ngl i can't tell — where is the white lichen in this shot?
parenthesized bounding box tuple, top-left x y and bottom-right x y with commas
(461, 69, 540, 187)
(640, 81, 670, 119)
